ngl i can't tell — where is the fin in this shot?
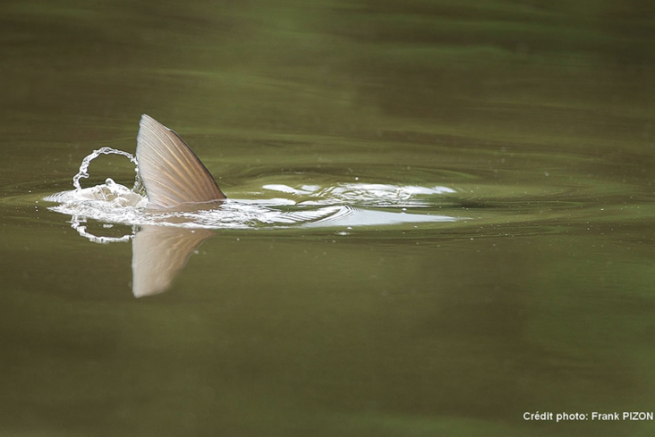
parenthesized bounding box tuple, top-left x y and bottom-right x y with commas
(136, 114, 226, 209)
(132, 225, 215, 297)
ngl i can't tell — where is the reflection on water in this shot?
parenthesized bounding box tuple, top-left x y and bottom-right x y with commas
(132, 226, 214, 297)
(62, 203, 457, 297)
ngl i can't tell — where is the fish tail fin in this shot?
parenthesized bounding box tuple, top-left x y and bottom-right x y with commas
(136, 114, 226, 209)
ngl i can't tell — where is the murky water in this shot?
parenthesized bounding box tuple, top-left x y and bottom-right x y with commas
(2, 1, 655, 436)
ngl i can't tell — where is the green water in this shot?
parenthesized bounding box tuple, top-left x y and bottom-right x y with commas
(2, 1, 655, 435)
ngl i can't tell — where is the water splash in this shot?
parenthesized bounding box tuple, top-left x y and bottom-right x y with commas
(46, 148, 460, 242)
(70, 215, 135, 244)
(73, 147, 143, 193)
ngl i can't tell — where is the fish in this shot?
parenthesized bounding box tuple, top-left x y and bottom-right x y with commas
(50, 114, 457, 297)
(136, 114, 226, 209)
(132, 114, 227, 296)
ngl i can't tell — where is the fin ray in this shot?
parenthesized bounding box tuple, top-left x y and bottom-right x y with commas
(136, 114, 226, 209)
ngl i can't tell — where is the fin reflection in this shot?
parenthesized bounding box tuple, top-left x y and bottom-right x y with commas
(132, 225, 214, 297)
(68, 218, 213, 298)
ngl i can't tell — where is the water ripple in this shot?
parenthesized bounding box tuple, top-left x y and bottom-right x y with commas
(44, 148, 458, 240)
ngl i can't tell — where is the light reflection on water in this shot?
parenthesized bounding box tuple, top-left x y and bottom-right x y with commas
(46, 181, 457, 230)
(45, 147, 458, 231)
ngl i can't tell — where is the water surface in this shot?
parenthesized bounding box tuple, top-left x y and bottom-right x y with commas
(2, 1, 655, 436)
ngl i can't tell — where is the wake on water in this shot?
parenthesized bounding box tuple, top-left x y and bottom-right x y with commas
(45, 148, 459, 243)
